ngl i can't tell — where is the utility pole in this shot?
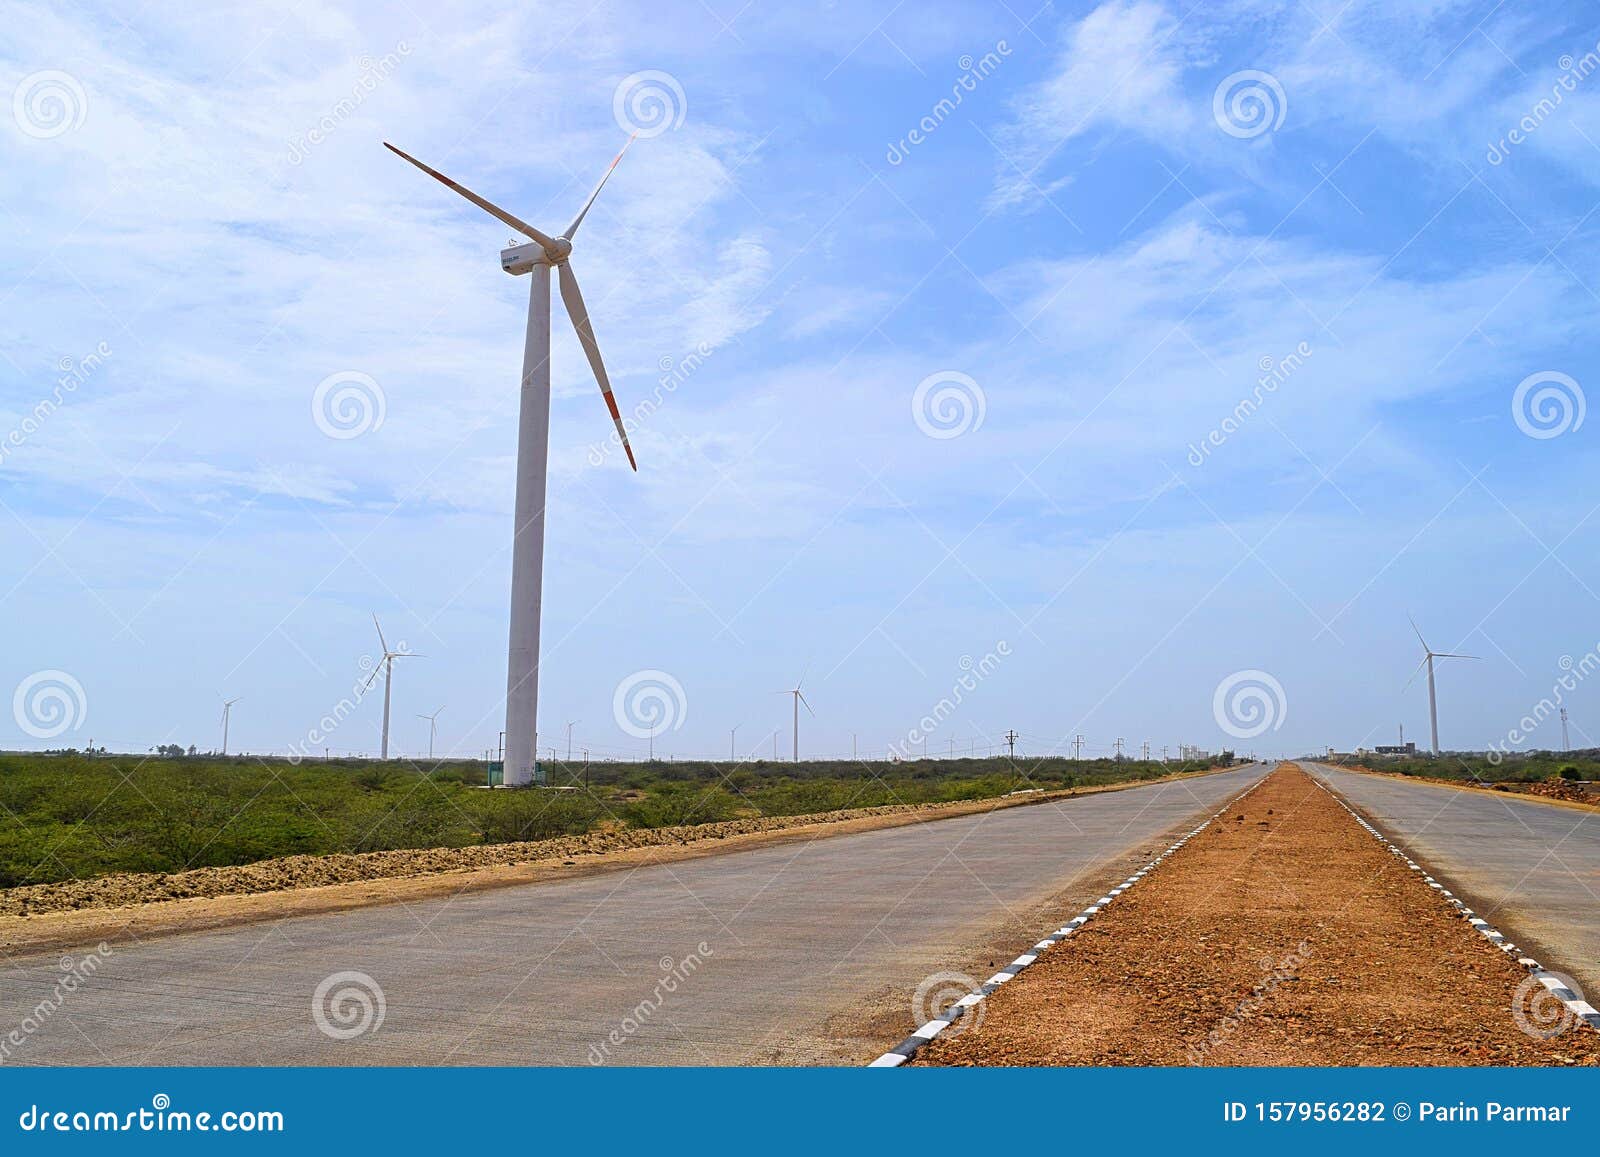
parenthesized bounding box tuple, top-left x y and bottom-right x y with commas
(949, 738, 955, 759)
(1073, 734, 1084, 760)
(649, 723, 655, 762)
(1005, 729, 1018, 760)
(773, 731, 779, 760)
(1114, 737, 1124, 761)
(1141, 740, 1149, 761)
(1561, 707, 1570, 752)
(852, 733, 858, 760)
(1161, 744, 1168, 763)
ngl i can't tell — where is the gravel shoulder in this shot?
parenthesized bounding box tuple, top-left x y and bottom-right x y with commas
(0, 768, 1227, 958)
(913, 763, 1600, 1066)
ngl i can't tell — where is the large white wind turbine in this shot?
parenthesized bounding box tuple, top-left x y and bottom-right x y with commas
(1405, 615, 1478, 756)
(386, 136, 639, 787)
(366, 615, 422, 760)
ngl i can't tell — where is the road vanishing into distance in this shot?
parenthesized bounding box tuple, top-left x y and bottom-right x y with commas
(1306, 763, 1600, 999)
(4, 765, 1271, 1066)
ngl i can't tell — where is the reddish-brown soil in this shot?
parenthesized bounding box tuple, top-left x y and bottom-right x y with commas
(916, 764, 1600, 1066)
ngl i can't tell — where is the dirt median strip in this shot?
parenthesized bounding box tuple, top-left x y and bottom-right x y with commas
(905, 763, 1600, 1066)
(0, 767, 1232, 957)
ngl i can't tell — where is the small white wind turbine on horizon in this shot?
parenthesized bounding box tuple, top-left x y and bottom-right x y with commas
(366, 615, 422, 760)
(776, 674, 814, 762)
(417, 705, 444, 760)
(220, 696, 240, 756)
(1405, 615, 1478, 756)
(385, 134, 642, 788)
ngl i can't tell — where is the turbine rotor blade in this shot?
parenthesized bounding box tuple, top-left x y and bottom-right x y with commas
(1435, 652, 1480, 660)
(798, 691, 815, 716)
(558, 261, 637, 471)
(1407, 613, 1429, 653)
(1401, 654, 1429, 692)
(384, 142, 558, 252)
(373, 613, 388, 655)
(564, 133, 637, 241)
(363, 668, 381, 691)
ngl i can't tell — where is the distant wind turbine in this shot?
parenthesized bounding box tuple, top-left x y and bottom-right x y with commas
(416, 705, 445, 759)
(220, 696, 240, 756)
(777, 676, 814, 762)
(385, 134, 642, 787)
(1405, 615, 1478, 755)
(365, 615, 422, 759)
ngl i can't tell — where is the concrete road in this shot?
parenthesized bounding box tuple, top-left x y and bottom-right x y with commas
(1, 766, 1267, 1066)
(1306, 763, 1600, 998)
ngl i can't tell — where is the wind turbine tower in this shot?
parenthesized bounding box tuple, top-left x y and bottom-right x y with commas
(1561, 707, 1570, 752)
(417, 705, 444, 759)
(778, 679, 814, 762)
(1406, 616, 1478, 756)
(220, 697, 240, 757)
(386, 135, 641, 787)
(365, 615, 422, 760)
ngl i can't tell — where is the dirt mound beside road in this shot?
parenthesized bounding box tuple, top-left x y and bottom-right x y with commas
(914, 764, 1600, 1066)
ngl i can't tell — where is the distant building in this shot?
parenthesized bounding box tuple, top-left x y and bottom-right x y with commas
(1373, 742, 1416, 755)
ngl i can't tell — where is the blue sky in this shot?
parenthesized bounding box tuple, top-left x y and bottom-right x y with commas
(4, 0, 1600, 763)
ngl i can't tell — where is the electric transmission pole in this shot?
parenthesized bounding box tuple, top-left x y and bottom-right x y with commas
(1073, 734, 1084, 760)
(1141, 740, 1150, 761)
(1114, 737, 1124, 761)
(1005, 729, 1018, 760)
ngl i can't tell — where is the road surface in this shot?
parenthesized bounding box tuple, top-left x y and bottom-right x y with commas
(2, 765, 1267, 1066)
(1306, 763, 1600, 998)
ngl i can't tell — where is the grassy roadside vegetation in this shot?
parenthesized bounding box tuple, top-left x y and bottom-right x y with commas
(0, 751, 1228, 888)
(1324, 751, 1600, 783)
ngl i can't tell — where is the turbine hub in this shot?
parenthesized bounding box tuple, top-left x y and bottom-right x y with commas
(546, 236, 573, 261)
